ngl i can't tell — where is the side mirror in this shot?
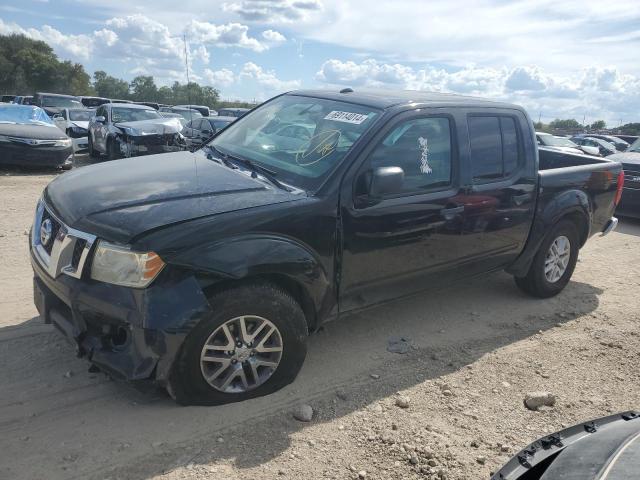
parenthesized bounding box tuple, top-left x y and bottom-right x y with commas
(202, 129, 212, 135)
(94, 116, 105, 123)
(369, 166, 404, 198)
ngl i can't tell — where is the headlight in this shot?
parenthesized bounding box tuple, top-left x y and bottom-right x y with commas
(120, 126, 140, 136)
(91, 241, 165, 288)
(68, 125, 88, 138)
(54, 138, 72, 147)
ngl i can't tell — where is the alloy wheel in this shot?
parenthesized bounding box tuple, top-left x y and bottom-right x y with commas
(200, 315, 283, 393)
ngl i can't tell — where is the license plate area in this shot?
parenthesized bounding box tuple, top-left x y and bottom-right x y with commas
(33, 277, 49, 322)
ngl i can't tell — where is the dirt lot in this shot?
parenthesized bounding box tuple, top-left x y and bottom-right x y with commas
(1, 161, 639, 480)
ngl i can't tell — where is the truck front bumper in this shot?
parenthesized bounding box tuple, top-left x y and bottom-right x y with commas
(31, 247, 213, 383)
(601, 216, 618, 236)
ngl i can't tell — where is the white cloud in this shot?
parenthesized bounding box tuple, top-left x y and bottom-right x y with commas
(261, 29, 286, 44)
(204, 67, 235, 87)
(0, 18, 93, 59)
(240, 61, 301, 90)
(187, 20, 270, 52)
(223, 0, 323, 23)
(316, 58, 640, 124)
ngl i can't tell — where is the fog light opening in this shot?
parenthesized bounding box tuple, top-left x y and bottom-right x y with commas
(111, 326, 129, 348)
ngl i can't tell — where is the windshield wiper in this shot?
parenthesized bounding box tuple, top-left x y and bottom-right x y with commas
(202, 144, 237, 169)
(203, 145, 290, 192)
(230, 156, 291, 192)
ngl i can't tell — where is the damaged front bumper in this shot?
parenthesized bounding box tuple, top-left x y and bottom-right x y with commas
(118, 132, 187, 158)
(31, 246, 212, 383)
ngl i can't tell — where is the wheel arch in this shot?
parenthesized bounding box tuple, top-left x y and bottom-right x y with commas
(170, 234, 333, 333)
(507, 190, 591, 277)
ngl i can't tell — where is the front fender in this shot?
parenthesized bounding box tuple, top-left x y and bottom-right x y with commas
(507, 189, 591, 276)
(168, 234, 332, 322)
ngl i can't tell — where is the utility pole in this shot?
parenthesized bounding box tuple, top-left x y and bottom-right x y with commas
(183, 33, 193, 122)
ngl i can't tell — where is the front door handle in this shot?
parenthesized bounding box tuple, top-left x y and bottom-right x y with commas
(440, 205, 464, 219)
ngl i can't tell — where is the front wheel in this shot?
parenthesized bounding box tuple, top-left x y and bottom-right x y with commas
(106, 137, 121, 160)
(88, 133, 99, 158)
(168, 283, 308, 406)
(514, 220, 579, 298)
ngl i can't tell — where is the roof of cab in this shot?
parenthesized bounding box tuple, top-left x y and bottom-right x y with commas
(287, 88, 520, 111)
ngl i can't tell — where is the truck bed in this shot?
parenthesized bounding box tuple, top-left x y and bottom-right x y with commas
(537, 147, 622, 236)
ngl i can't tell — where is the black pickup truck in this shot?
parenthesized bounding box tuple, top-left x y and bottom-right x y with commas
(30, 89, 623, 405)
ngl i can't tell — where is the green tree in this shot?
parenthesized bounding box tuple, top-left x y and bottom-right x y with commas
(589, 120, 606, 130)
(130, 75, 158, 102)
(619, 123, 640, 136)
(549, 118, 583, 130)
(93, 70, 129, 99)
(0, 33, 92, 95)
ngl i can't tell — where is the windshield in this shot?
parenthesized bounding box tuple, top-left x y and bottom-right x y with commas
(42, 96, 82, 108)
(551, 136, 578, 147)
(112, 107, 162, 123)
(628, 138, 640, 152)
(211, 119, 231, 130)
(69, 109, 92, 121)
(173, 109, 202, 121)
(208, 95, 380, 190)
(0, 105, 55, 125)
(589, 138, 616, 150)
(538, 134, 575, 147)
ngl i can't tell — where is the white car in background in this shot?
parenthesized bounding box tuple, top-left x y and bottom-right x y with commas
(53, 108, 92, 153)
(535, 132, 594, 155)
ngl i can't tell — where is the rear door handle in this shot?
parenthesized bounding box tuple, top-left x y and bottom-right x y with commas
(440, 206, 464, 219)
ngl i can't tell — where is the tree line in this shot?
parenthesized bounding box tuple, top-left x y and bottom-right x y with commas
(535, 118, 639, 135)
(0, 33, 254, 108)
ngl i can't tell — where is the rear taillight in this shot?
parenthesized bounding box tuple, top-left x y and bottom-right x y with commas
(614, 170, 624, 206)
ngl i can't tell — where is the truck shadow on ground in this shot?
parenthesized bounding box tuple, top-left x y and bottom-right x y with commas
(0, 273, 603, 480)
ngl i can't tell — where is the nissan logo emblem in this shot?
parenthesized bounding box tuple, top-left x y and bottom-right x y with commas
(40, 218, 53, 246)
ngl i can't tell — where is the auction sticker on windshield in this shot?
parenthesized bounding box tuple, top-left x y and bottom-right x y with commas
(324, 111, 369, 124)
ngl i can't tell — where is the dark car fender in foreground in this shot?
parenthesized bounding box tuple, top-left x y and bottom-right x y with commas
(492, 411, 640, 479)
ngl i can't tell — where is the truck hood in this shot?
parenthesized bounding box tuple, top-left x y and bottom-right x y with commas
(608, 151, 640, 167)
(71, 121, 89, 130)
(44, 151, 302, 243)
(115, 118, 183, 135)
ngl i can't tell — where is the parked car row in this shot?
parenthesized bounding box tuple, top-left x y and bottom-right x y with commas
(0, 91, 250, 164)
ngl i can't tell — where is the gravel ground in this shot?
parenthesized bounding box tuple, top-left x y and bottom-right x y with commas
(1, 158, 639, 480)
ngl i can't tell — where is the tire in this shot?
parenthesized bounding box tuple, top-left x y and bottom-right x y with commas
(106, 137, 120, 160)
(88, 134, 98, 158)
(514, 220, 580, 298)
(168, 283, 308, 406)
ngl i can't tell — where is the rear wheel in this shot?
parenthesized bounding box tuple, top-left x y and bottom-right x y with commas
(168, 283, 308, 406)
(514, 220, 579, 298)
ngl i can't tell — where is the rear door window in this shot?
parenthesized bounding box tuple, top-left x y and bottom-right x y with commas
(468, 115, 521, 182)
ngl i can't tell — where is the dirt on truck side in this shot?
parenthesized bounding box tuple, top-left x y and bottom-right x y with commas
(1, 168, 639, 480)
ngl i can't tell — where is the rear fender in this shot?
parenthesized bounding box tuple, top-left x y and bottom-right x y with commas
(507, 189, 591, 277)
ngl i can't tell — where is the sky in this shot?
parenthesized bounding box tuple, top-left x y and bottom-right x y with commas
(1, 0, 639, 125)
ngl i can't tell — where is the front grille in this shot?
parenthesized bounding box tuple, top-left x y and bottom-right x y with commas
(624, 170, 640, 190)
(40, 208, 62, 254)
(31, 200, 96, 280)
(71, 239, 87, 269)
